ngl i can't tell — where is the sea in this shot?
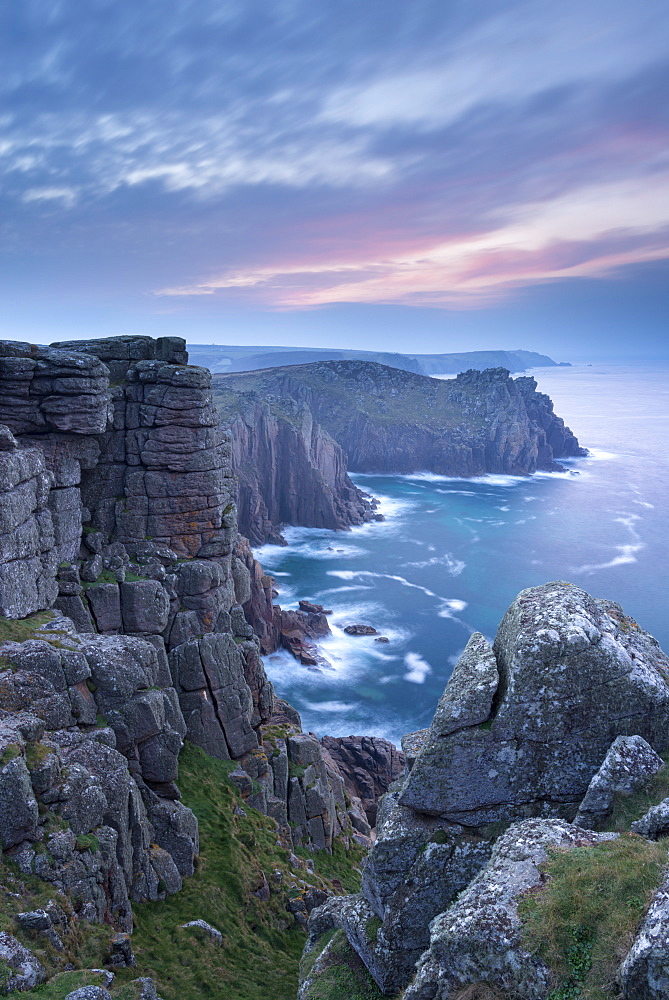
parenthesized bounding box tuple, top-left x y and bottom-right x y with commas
(256, 363, 669, 747)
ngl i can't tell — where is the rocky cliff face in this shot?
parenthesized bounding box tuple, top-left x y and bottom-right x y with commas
(301, 582, 669, 998)
(214, 391, 381, 545)
(214, 362, 585, 489)
(0, 336, 391, 990)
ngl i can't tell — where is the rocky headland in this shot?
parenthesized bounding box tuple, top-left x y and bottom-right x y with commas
(0, 336, 400, 1000)
(1, 335, 668, 1000)
(188, 344, 561, 377)
(213, 360, 584, 542)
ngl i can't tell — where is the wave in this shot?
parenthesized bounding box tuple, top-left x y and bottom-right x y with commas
(404, 652, 432, 684)
(402, 554, 466, 575)
(572, 512, 645, 574)
(302, 700, 357, 714)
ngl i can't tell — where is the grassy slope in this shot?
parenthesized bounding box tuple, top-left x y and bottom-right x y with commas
(115, 743, 363, 1000)
(0, 742, 364, 1000)
(517, 758, 669, 1000)
(211, 362, 483, 433)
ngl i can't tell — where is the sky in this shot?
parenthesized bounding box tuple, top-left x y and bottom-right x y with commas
(2, 0, 668, 361)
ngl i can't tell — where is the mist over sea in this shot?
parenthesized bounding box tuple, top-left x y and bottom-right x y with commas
(258, 363, 669, 746)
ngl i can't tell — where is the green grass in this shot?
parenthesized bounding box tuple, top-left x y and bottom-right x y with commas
(0, 612, 58, 646)
(75, 834, 100, 853)
(295, 841, 366, 894)
(520, 834, 668, 999)
(0, 741, 364, 1000)
(299, 929, 387, 1000)
(602, 752, 669, 833)
(212, 360, 487, 437)
(111, 742, 362, 1000)
(0, 744, 21, 766)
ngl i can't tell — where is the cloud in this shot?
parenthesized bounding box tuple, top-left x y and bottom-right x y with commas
(2, 0, 668, 319)
(156, 175, 669, 306)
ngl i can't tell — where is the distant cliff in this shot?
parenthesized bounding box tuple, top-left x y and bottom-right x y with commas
(189, 342, 560, 375)
(215, 389, 381, 545)
(213, 361, 585, 501)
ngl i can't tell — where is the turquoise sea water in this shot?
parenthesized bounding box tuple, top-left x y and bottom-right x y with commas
(258, 363, 669, 746)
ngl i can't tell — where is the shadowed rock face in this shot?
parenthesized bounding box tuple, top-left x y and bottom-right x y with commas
(302, 583, 669, 995)
(215, 393, 380, 545)
(319, 735, 406, 827)
(214, 361, 585, 488)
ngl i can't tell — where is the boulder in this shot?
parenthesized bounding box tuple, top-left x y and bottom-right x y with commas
(574, 735, 664, 829)
(632, 799, 669, 840)
(401, 583, 669, 823)
(620, 868, 669, 999)
(0, 932, 46, 992)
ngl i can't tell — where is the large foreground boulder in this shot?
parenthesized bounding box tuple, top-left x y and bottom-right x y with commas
(304, 582, 669, 994)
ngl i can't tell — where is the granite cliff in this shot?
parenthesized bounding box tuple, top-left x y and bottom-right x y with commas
(215, 391, 381, 545)
(301, 582, 669, 999)
(0, 336, 401, 1000)
(213, 361, 584, 542)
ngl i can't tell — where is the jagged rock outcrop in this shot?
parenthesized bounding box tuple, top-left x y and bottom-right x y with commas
(214, 391, 381, 544)
(0, 336, 389, 989)
(403, 819, 617, 1000)
(214, 362, 585, 490)
(574, 735, 664, 829)
(302, 582, 669, 995)
(319, 736, 405, 827)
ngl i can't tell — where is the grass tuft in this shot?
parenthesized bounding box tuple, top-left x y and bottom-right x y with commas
(299, 929, 386, 1000)
(520, 834, 668, 999)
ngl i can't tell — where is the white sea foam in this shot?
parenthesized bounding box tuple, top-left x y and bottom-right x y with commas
(573, 513, 645, 574)
(404, 652, 432, 684)
(437, 598, 468, 617)
(402, 554, 465, 575)
(317, 585, 374, 595)
(302, 700, 357, 714)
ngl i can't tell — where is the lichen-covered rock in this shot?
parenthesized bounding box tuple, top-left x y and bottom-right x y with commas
(313, 584, 669, 995)
(401, 582, 669, 823)
(619, 867, 669, 999)
(574, 735, 664, 829)
(404, 819, 616, 1000)
(632, 799, 669, 840)
(0, 434, 58, 618)
(0, 755, 38, 849)
(0, 931, 46, 991)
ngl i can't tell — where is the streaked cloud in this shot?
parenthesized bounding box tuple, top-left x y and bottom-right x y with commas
(1, 0, 667, 329)
(157, 176, 669, 306)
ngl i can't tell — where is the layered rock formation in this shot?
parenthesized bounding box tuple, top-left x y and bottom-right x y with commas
(301, 582, 669, 997)
(215, 390, 381, 544)
(0, 336, 389, 989)
(214, 361, 585, 495)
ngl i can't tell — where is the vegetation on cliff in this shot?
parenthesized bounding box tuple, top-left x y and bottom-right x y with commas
(0, 742, 364, 1000)
(213, 360, 584, 479)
